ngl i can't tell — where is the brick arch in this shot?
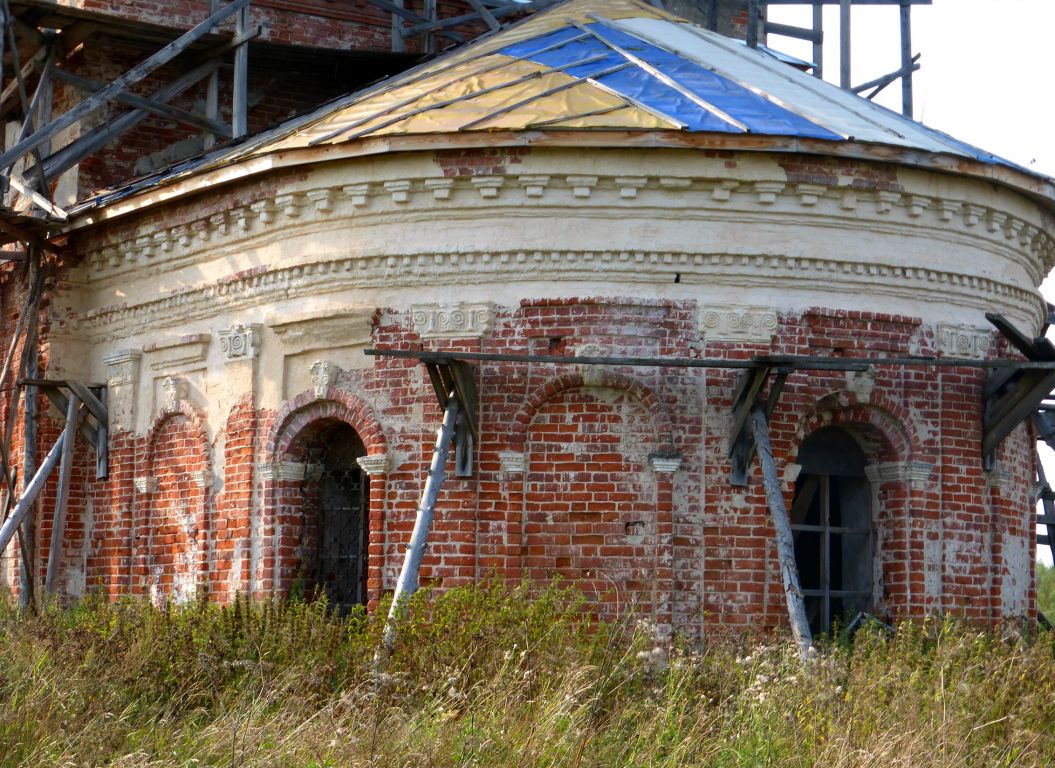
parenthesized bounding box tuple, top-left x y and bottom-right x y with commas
(791, 390, 917, 465)
(510, 370, 674, 452)
(136, 402, 212, 603)
(511, 371, 674, 623)
(266, 387, 387, 463)
(143, 402, 211, 471)
(261, 387, 388, 607)
(788, 390, 921, 623)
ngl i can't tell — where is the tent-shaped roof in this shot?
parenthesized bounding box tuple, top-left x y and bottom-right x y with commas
(76, 0, 1054, 217)
(235, 0, 1009, 164)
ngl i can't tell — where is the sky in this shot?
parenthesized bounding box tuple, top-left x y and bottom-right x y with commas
(764, 1, 1055, 565)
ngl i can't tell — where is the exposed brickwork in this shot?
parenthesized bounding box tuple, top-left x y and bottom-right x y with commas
(132, 404, 211, 602)
(0, 269, 1040, 634)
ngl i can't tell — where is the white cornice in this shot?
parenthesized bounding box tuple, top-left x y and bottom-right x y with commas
(77, 173, 1054, 287)
(69, 248, 1042, 344)
(62, 134, 1055, 234)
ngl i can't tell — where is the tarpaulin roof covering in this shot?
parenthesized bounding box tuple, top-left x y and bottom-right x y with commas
(225, 0, 1011, 164)
(78, 0, 1040, 215)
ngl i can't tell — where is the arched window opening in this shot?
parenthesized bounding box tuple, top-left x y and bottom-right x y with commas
(792, 426, 873, 635)
(299, 423, 369, 613)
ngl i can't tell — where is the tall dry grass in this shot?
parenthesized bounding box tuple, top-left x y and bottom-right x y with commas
(0, 583, 1053, 767)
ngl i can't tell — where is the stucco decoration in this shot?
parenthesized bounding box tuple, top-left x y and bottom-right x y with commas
(268, 308, 373, 352)
(700, 307, 779, 343)
(411, 302, 494, 339)
(986, 468, 1011, 491)
(257, 461, 310, 482)
(937, 324, 992, 359)
(650, 454, 683, 473)
(144, 334, 209, 371)
(309, 360, 340, 399)
(499, 450, 527, 474)
(105, 349, 141, 386)
(356, 454, 389, 477)
(519, 175, 550, 197)
(576, 343, 607, 387)
(161, 376, 189, 414)
(105, 349, 143, 432)
(865, 460, 935, 488)
(133, 476, 158, 494)
(218, 323, 262, 360)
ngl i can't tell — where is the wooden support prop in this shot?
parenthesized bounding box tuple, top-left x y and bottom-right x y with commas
(0, 0, 250, 170)
(983, 313, 1055, 466)
(3, 172, 67, 221)
(424, 0, 437, 53)
(0, 43, 47, 118)
(95, 387, 108, 479)
(2, 14, 51, 202)
(50, 69, 232, 138)
(750, 405, 813, 657)
(728, 365, 771, 486)
(466, 0, 501, 31)
(405, 1, 557, 37)
(39, 59, 222, 180)
(382, 394, 459, 651)
(44, 395, 81, 595)
(851, 56, 920, 100)
(839, 0, 851, 89)
(812, 0, 823, 78)
(17, 249, 41, 609)
(204, 0, 222, 149)
(746, 0, 760, 47)
(392, 0, 406, 52)
(232, 2, 249, 138)
(1037, 459, 1055, 565)
(899, 0, 913, 117)
(64, 379, 107, 426)
(40, 386, 99, 450)
(0, 431, 65, 556)
(9, 39, 57, 162)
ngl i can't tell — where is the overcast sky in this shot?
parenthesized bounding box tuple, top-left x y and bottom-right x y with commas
(766, 1, 1055, 565)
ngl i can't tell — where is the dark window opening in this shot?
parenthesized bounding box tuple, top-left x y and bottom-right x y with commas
(302, 424, 369, 613)
(792, 426, 873, 635)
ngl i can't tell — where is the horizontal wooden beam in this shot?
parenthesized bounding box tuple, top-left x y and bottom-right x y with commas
(0, 214, 62, 252)
(366, 348, 1055, 372)
(764, 20, 822, 43)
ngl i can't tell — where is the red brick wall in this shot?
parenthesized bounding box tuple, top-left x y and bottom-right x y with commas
(131, 405, 211, 602)
(0, 269, 1040, 632)
(523, 386, 663, 620)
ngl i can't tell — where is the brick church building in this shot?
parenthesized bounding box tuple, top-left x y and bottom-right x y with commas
(0, 0, 1052, 637)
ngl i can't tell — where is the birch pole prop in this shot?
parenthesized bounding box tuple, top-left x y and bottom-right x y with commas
(44, 394, 80, 595)
(749, 404, 813, 657)
(0, 431, 66, 555)
(382, 395, 459, 652)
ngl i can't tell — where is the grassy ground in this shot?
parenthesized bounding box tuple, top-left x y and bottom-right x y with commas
(1, 583, 1054, 767)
